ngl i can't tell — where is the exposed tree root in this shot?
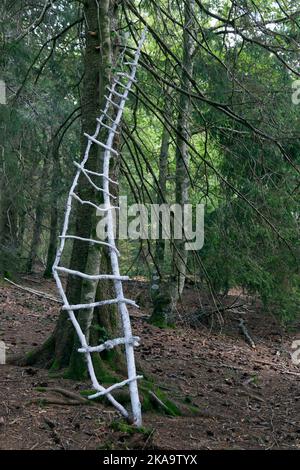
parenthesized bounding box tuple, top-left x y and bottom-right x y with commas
(28, 398, 87, 406)
(28, 386, 93, 407)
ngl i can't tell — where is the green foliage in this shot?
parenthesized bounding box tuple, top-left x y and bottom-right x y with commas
(1, 1, 299, 327)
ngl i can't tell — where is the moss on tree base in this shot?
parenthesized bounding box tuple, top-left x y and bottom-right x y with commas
(149, 290, 176, 328)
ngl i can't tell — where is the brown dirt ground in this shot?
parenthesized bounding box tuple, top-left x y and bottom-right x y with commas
(0, 274, 299, 450)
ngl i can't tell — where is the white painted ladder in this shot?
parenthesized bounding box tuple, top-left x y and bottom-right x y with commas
(52, 31, 147, 427)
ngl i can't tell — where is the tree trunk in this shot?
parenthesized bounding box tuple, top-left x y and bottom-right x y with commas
(154, 118, 170, 267)
(0, 188, 18, 276)
(0, 153, 19, 276)
(150, 1, 195, 325)
(149, 106, 171, 326)
(26, 156, 49, 273)
(43, 143, 59, 278)
(25, 0, 125, 381)
(172, 0, 195, 304)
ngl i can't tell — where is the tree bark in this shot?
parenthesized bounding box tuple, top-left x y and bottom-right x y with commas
(25, 0, 125, 381)
(150, 1, 196, 325)
(26, 156, 49, 273)
(0, 150, 19, 276)
(154, 117, 170, 267)
(43, 143, 59, 278)
(172, 0, 195, 303)
(149, 101, 171, 326)
(0, 186, 18, 275)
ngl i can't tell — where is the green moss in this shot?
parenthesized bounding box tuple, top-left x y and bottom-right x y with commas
(48, 371, 63, 378)
(50, 358, 61, 371)
(141, 395, 152, 412)
(150, 320, 176, 329)
(149, 318, 166, 328)
(100, 349, 121, 372)
(25, 350, 35, 363)
(48, 358, 66, 378)
(37, 399, 47, 407)
(80, 379, 182, 417)
(187, 404, 201, 415)
(153, 388, 182, 416)
(80, 389, 95, 397)
(91, 353, 120, 384)
(149, 290, 177, 327)
(138, 381, 181, 416)
(110, 420, 152, 436)
(184, 396, 192, 404)
(64, 363, 87, 380)
(80, 389, 108, 405)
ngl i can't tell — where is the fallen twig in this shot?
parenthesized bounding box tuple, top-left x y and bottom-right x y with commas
(149, 391, 171, 414)
(4, 278, 61, 304)
(239, 389, 265, 403)
(253, 359, 300, 377)
(208, 303, 245, 316)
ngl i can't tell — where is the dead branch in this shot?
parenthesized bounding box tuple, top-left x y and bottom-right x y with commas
(4, 278, 61, 304)
(149, 391, 171, 414)
(238, 318, 256, 349)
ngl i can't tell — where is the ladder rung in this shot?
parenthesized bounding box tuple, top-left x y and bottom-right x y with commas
(55, 266, 129, 281)
(58, 235, 120, 255)
(84, 133, 118, 155)
(71, 192, 119, 211)
(113, 80, 132, 91)
(78, 336, 140, 353)
(99, 111, 115, 122)
(83, 169, 119, 185)
(64, 298, 138, 311)
(116, 72, 137, 83)
(71, 192, 100, 210)
(79, 167, 117, 199)
(104, 96, 124, 109)
(107, 87, 126, 99)
(88, 376, 143, 399)
(96, 119, 120, 134)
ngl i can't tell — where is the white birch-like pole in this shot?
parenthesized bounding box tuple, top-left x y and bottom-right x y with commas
(98, 31, 147, 427)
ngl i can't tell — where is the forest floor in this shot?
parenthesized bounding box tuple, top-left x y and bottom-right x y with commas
(0, 273, 299, 450)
